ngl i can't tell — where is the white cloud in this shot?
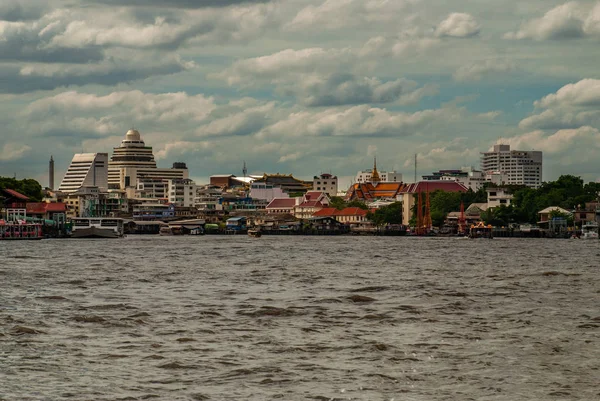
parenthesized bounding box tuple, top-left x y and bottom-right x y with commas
(453, 59, 516, 81)
(259, 105, 461, 139)
(504, 2, 600, 40)
(435, 13, 480, 38)
(497, 126, 600, 154)
(154, 140, 212, 161)
(285, 0, 415, 32)
(535, 79, 600, 108)
(25, 90, 216, 123)
(519, 79, 600, 130)
(0, 143, 32, 161)
(404, 137, 480, 169)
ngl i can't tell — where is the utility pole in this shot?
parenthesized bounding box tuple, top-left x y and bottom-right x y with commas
(414, 153, 417, 183)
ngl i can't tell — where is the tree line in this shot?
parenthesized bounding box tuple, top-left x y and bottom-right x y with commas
(0, 177, 44, 202)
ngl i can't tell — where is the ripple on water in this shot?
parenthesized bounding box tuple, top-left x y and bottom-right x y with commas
(1, 236, 599, 400)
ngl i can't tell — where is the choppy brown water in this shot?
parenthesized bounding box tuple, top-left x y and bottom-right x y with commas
(1, 236, 599, 400)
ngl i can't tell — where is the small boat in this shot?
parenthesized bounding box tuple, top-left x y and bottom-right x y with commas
(71, 218, 124, 238)
(580, 221, 599, 240)
(248, 229, 262, 238)
(469, 221, 493, 239)
(159, 225, 184, 236)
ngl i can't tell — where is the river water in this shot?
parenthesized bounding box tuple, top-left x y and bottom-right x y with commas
(1, 236, 598, 400)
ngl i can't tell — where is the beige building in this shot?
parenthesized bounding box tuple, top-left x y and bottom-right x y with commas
(108, 129, 188, 190)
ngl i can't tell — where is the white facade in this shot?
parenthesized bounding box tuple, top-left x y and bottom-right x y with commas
(442, 167, 487, 191)
(168, 179, 197, 207)
(355, 169, 402, 183)
(487, 187, 513, 208)
(59, 153, 109, 193)
(108, 129, 188, 189)
(136, 178, 168, 199)
(250, 183, 289, 202)
(312, 174, 338, 197)
(481, 144, 542, 188)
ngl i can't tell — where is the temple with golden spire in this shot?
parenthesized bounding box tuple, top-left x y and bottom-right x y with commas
(370, 156, 381, 183)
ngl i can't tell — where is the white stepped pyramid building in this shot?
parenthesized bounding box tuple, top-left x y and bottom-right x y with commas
(107, 129, 188, 189)
(58, 153, 109, 193)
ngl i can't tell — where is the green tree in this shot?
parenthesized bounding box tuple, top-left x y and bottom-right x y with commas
(347, 200, 369, 210)
(367, 202, 403, 226)
(0, 177, 43, 201)
(329, 196, 347, 210)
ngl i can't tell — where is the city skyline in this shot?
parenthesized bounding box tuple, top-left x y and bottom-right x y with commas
(1, 0, 600, 187)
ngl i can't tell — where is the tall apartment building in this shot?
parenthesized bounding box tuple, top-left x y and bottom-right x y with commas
(312, 173, 338, 197)
(58, 153, 109, 193)
(108, 129, 188, 189)
(480, 144, 542, 188)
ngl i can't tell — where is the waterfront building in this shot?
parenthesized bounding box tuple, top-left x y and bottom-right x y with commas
(131, 200, 175, 220)
(480, 144, 542, 188)
(136, 178, 168, 199)
(250, 182, 289, 202)
(168, 178, 197, 207)
(486, 187, 514, 208)
(252, 174, 312, 195)
(64, 186, 128, 218)
(312, 173, 338, 198)
(538, 206, 572, 224)
(293, 191, 330, 219)
(399, 181, 468, 226)
(573, 202, 600, 225)
(58, 153, 109, 193)
(108, 129, 188, 189)
(195, 186, 224, 211)
(26, 202, 67, 223)
(422, 166, 486, 191)
(265, 198, 296, 214)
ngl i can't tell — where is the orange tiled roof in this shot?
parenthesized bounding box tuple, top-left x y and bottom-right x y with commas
(344, 182, 406, 201)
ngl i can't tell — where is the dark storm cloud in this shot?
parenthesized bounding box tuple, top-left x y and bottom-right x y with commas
(84, 0, 270, 8)
(0, 42, 104, 64)
(0, 2, 49, 21)
(0, 61, 188, 93)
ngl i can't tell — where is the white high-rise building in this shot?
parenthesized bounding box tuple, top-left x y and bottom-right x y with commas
(108, 129, 188, 189)
(480, 144, 542, 188)
(58, 153, 109, 193)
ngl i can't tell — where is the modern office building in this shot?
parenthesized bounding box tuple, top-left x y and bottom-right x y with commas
(480, 144, 542, 188)
(58, 153, 109, 193)
(108, 129, 188, 189)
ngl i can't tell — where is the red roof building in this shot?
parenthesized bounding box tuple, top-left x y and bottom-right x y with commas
(26, 202, 67, 220)
(265, 198, 297, 214)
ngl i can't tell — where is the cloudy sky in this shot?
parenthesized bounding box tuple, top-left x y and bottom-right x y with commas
(1, 0, 600, 188)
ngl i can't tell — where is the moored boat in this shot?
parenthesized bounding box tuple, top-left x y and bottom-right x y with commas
(248, 229, 262, 238)
(0, 221, 43, 240)
(71, 218, 124, 238)
(469, 221, 493, 239)
(580, 221, 599, 240)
